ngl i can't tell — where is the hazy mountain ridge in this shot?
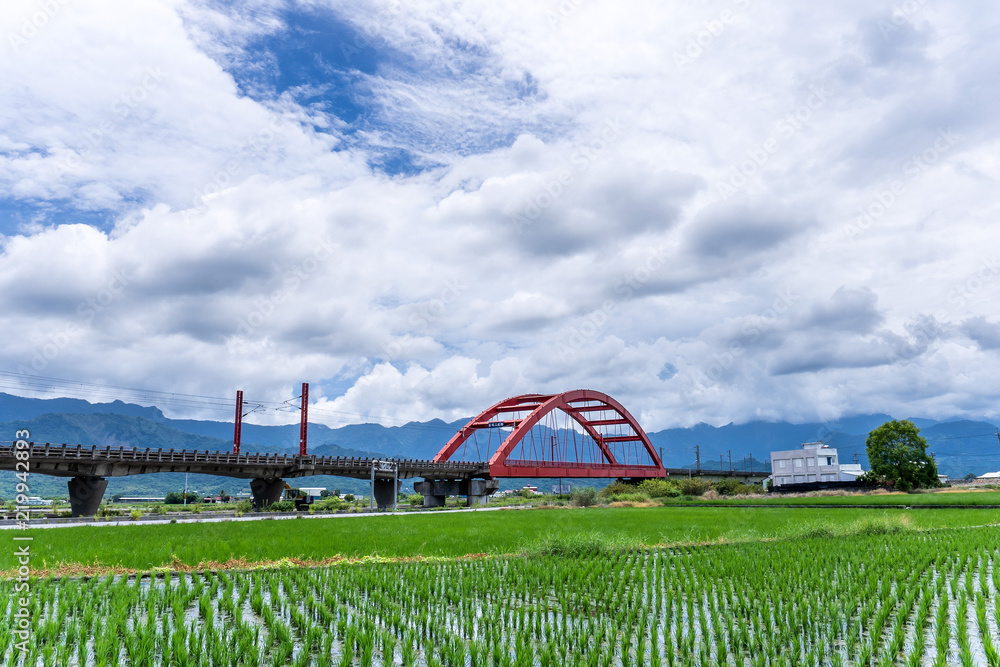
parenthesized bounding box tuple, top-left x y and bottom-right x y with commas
(0, 394, 168, 424)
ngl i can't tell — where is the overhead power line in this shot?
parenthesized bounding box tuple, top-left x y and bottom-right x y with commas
(0, 370, 459, 434)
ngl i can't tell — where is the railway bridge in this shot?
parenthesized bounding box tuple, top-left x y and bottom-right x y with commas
(1, 389, 767, 516)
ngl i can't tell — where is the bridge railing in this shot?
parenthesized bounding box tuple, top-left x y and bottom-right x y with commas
(0, 443, 487, 473)
(504, 459, 663, 470)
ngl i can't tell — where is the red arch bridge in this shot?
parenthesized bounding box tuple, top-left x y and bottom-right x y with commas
(0, 390, 766, 516)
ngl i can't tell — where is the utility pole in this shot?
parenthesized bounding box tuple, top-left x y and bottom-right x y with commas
(233, 390, 243, 455)
(299, 383, 309, 457)
(853, 452, 859, 464)
(695, 445, 701, 472)
(728, 450, 732, 472)
(720, 454, 724, 473)
(749, 452, 753, 474)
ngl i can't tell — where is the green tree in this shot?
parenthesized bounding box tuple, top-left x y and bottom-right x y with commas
(864, 420, 939, 491)
(164, 491, 201, 504)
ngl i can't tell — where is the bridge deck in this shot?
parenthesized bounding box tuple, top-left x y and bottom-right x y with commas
(0, 444, 768, 482)
(0, 444, 489, 480)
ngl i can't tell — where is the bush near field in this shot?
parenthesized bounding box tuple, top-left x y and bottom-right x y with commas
(570, 487, 598, 507)
(712, 478, 762, 496)
(678, 478, 711, 496)
(311, 496, 347, 512)
(598, 481, 638, 498)
(589, 477, 762, 502)
(265, 500, 296, 512)
(637, 479, 682, 498)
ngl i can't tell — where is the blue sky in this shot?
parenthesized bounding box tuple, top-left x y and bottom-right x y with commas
(1, 0, 999, 429)
(219, 5, 416, 172)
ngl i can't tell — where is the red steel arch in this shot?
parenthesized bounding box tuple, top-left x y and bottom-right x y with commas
(434, 390, 665, 478)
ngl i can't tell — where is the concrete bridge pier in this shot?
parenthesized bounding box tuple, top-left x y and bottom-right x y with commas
(466, 479, 498, 506)
(372, 479, 402, 510)
(68, 476, 108, 517)
(250, 477, 285, 510)
(414, 479, 447, 507)
(415, 478, 499, 508)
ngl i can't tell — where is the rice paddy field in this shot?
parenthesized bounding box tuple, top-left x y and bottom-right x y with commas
(4, 506, 1000, 574)
(3, 507, 1000, 666)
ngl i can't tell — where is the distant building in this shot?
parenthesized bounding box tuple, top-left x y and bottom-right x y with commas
(839, 464, 864, 481)
(770, 442, 863, 488)
(977, 471, 1000, 481)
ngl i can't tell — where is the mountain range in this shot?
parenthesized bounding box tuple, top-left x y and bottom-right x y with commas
(1, 392, 998, 499)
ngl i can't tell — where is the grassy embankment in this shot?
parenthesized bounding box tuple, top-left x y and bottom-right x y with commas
(3, 505, 999, 576)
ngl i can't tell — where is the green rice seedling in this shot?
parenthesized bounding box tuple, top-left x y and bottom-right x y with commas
(338, 628, 356, 667)
(933, 590, 952, 667)
(973, 590, 1000, 667)
(271, 640, 294, 667)
(955, 592, 974, 667)
(317, 633, 334, 667)
(358, 627, 377, 667)
(291, 646, 312, 667)
(856, 638, 874, 666)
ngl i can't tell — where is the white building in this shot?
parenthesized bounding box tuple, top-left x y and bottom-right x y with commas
(770, 442, 863, 487)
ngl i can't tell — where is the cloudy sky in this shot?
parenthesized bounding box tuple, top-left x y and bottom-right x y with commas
(1, 0, 998, 430)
